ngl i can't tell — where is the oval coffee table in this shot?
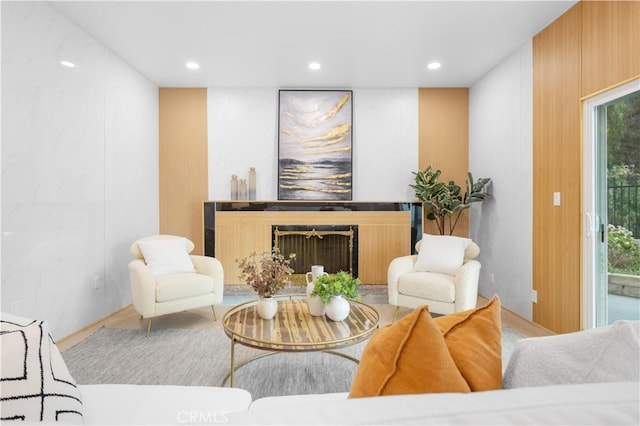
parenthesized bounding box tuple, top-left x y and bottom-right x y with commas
(221, 294, 380, 387)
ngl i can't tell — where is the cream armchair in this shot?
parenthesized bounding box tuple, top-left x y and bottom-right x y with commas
(129, 235, 224, 336)
(388, 237, 481, 321)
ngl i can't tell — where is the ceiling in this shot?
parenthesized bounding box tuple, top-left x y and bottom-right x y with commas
(50, 1, 577, 88)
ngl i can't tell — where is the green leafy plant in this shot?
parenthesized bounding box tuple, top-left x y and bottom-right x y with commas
(608, 224, 640, 274)
(311, 270, 361, 304)
(410, 165, 492, 235)
(236, 248, 296, 297)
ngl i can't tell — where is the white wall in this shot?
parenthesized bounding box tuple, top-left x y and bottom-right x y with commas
(469, 41, 533, 319)
(1, 1, 158, 339)
(208, 88, 418, 201)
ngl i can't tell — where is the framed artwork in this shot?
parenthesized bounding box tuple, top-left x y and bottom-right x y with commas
(278, 90, 353, 200)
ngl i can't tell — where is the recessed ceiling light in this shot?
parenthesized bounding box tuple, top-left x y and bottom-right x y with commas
(427, 62, 441, 70)
(186, 61, 200, 70)
(60, 61, 75, 68)
(308, 62, 321, 71)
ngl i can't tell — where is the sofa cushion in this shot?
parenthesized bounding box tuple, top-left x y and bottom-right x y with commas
(137, 237, 195, 276)
(503, 319, 640, 388)
(1, 313, 83, 424)
(434, 296, 503, 391)
(79, 384, 252, 425)
(250, 393, 348, 411)
(155, 273, 214, 302)
(398, 272, 455, 302)
(414, 234, 471, 275)
(227, 382, 639, 425)
(348, 305, 470, 398)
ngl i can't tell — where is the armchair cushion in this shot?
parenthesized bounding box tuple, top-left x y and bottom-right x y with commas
(137, 237, 195, 276)
(414, 234, 471, 275)
(398, 272, 455, 303)
(155, 273, 215, 302)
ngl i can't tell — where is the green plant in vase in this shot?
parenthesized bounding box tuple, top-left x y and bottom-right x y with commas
(311, 271, 360, 321)
(410, 164, 492, 235)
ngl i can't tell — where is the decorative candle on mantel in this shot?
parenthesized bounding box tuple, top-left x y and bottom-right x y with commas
(239, 179, 248, 200)
(230, 175, 238, 200)
(248, 167, 256, 200)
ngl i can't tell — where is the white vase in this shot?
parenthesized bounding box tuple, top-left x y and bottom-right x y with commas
(325, 296, 350, 321)
(306, 281, 315, 297)
(307, 295, 326, 316)
(256, 297, 277, 320)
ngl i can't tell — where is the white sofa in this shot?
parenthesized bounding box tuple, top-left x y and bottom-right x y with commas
(2, 313, 638, 425)
(230, 319, 640, 425)
(72, 381, 639, 425)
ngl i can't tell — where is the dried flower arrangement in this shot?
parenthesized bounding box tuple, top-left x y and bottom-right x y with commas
(236, 248, 296, 298)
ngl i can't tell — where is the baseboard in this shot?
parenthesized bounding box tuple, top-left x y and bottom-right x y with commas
(56, 304, 133, 351)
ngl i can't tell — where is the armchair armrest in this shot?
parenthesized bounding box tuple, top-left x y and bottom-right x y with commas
(191, 255, 224, 304)
(454, 259, 481, 312)
(387, 255, 417, 306)
(128, 259, 158, 318)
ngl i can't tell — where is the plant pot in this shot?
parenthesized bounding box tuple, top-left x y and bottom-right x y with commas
(307, 295, 326, 316)
(256, 297, 277, 320)
(325, 295, 350, 321)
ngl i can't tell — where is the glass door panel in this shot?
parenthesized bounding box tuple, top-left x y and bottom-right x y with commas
(602, 91, 640, 324)
(583, 80, 640, 329)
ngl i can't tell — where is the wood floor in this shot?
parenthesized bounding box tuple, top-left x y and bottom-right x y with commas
(57, 293, 553, 352)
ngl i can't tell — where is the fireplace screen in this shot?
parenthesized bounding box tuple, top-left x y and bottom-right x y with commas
(273, 225, 358, 284)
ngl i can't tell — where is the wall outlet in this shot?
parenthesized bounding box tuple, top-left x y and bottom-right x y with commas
(92, 275, 101, 290)
(489, 273, 495, 286)
(10, 301, 20, 315)
(531, 289, 538, 303)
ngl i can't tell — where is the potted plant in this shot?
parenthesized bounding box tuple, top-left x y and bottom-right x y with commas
(236, 248, 296, 319)
(311, 270, 361, 321)
(410, 164, 492, 235)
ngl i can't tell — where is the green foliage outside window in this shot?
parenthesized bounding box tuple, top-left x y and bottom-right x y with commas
(607, 94, 640, 239)
(608, 224, 640, 275)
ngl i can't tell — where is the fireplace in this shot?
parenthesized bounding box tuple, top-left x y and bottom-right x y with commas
(272, 225, 359, 284)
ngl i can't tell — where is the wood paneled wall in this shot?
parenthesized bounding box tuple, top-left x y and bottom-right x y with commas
(158, 88, 208, 254)
(581, 1, 640, 98)
(532, 5, 582, 334)
(533, 1, 640, 333)
(418, 88, 470, 237)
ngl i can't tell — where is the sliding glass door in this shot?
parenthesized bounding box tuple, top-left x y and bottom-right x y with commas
(583, 80, 640, 328)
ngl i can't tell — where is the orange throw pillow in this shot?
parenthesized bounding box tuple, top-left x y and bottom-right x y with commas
(348, 305, 470, 398)
(434, 295, 503, 391)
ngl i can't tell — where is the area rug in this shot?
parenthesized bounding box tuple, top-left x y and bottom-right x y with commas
(62, 327, 365, 399)
(62, 324, 525, 399)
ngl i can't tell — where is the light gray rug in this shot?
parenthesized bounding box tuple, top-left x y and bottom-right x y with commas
(62, 324, 525, 399)
(62, 327, 365, 399)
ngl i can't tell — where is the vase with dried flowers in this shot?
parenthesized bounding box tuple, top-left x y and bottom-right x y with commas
(236, 248, 296, 319)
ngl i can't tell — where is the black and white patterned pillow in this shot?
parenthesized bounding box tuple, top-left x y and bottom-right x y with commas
(1, 313, 83, 424)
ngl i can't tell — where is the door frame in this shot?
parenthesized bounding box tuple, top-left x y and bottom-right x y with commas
(582, 78, 640, 329)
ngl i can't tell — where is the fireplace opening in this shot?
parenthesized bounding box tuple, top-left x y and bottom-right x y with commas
(272, 225, 359, 285)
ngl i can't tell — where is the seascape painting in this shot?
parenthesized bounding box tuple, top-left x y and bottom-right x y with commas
(278, 90, 353, 200)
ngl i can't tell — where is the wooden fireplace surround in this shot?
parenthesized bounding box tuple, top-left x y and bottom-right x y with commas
(204, 201, 422, 285)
